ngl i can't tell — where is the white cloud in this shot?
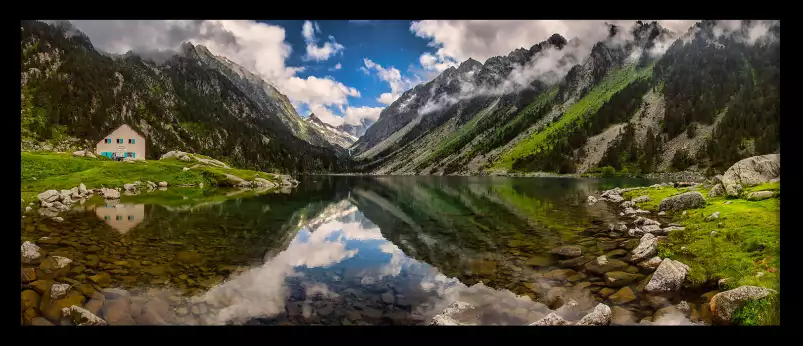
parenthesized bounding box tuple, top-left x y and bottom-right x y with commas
(409, 20, 698, 67)
(343, 106, 383, 125)
(328, 63, 342, 71)
(302, 20, 344, 61)
(362, 58, 421, 105)
(65, 20, 363, 128)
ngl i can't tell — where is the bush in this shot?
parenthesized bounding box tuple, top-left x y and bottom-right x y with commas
(686, 123, 697, 139)
(599, 166, 616, 177)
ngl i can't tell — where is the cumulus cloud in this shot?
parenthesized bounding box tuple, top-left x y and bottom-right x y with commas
(343, 106, 383, 125)
(362, 58, 421, 105)
(410, 20, 697, 66)
(65, 20, 363, 128)
(302, 20, 345, 61)
(328, 63, 342, 71)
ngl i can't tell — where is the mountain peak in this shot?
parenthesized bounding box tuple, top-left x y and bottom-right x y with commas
(547, 33, 568, 48)
(457, 58, 483, 73)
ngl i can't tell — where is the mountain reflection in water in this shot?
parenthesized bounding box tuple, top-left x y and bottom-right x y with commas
(22, 175, 672, 325)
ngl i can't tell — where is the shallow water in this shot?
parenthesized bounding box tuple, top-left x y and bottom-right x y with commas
(22, 175, 705, 325)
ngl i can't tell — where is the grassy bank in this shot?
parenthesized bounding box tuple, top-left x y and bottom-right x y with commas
(622, 182, 780, 325)
(21, 152, 283, 202)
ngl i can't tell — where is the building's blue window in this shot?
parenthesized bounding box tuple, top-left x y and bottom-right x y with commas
(105, 138, 111, 144)
(116, 215, 122, 221)
(101, 152, 113, 158)
(117, 138, 123, 144)
(132, 152, 136, 158)
(105, 216, 110, 220)
(129, 138, 136, 144)
(128, 215, 134, 221)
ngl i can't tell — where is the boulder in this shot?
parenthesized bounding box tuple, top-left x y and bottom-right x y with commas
(635, 216, 660, 226)
(639, 224, 663, 235)
(662, 226, 685, 233)
(529, 312, 570, 326)
(706, 212, 720, 221)
(746, 191, 775, 201)
(22, 267, 37, 283)
(429, 301, 474, 325)
(158, 181, 168, 187)
(551, 245, 582, 257)
(40, 290, 86, 323)
(62, 305, 107, 326)
(708, 184, 725, 197)
(587, 196, 597, 205)
(638, 257, 663, 271)
(631, 233, 658, 262)
(621, 201, 635, 209)
(37, 190, 60, 203)
(644, 259, 690, 293)
(603, 272, 643, 287)
(21, 241, 41, 264)
(606, 194, 624, 203)
(721, 154, 780, 197)
(101, 188, 120, 199)
(658, 192, 706, 212)
(608, 286, 636, 304)
(632, 195, 651, 203)
(585, 256, 628, 275)
(124, 184, 137, 191)
(710, 286, 777, 325)
(72, 150, 85, 157)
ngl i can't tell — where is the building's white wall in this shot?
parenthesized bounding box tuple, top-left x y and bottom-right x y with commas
(96, 124, 146, 160)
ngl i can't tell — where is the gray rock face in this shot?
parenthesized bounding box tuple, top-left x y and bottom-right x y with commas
(21, 241, 41, 263)
(575, 304, 612, 326)
(632, 195, 651, 203)
(658, 192, 706, 212)
(429, 301, 474, 326)
(621, 201, 635, 209)
(721, 154, 780, 197)
(708, 184, 725, 197)
(746, 191, 775, 201)
(644, 259, 690, 293)
(101, 187, 120, 199)
(638, 256, 663, 271)
(631, 233, 658, 262)
(62, 305, 107, 326)
(529, 312, 569, 326)
(710, 286, 777, 325)
(38, 190, 60, 203)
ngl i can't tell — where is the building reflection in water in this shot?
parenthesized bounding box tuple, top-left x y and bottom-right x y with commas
(93, 200, 146, 234)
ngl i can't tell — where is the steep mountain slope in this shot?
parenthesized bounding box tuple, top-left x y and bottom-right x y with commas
(20, 20, 345, 173)
(303, 114, 358, 148)
(352, 20, 780, 176)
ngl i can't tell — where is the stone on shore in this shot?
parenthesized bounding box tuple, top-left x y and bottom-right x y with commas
(631, 233, 658, 262)
(158, 181, 168, 187)
(21, 241, 41, 264)
(658, 192, 706, 212)
(38, 190, 60, 203)
(62, 305, 107, 326)
(632, 195, 651, 203)
(708, 184, 725, 197)
(710, 286, 777, 325)
(746, 191, 775, 201)
(608, 286, 636, 304)
(575, 304, 612, 326)
(529, 312, 569, 326)
(551, 245, 582, 258)
(585, 256, 628, 275)
(637, 257, 663, 271)
(644, 259, 690, 293)
(721, 154, 780, 197)
(101, 188, 120, 199)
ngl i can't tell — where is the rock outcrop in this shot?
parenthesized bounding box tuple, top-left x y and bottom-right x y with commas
(644, 259, 690, 293)
(720, 154, 780, 197)
(710, 286, 777, 325)
(658, 192, 706, 212)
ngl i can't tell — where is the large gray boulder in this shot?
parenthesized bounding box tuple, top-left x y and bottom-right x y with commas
(721, 154, 780, 197)
(429, 301, 474, 326)
(529, 312, 570, 326)
(632, 195, 651, 203)
(644, 259, 690, 293)
(21, 241, 41, 264)
(575, 304, 612, 326)
(37, 190, 60, 203)
(631, 233, 658, 262)
(658, 192, 706, 212)
(746, 191, 775, 201)
(101, 188, 120, 199)
(710, 286, 777, 325)
(62, 305, 107, 326)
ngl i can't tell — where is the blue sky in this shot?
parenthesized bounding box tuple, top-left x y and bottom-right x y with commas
(262, 20, 434, 117)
